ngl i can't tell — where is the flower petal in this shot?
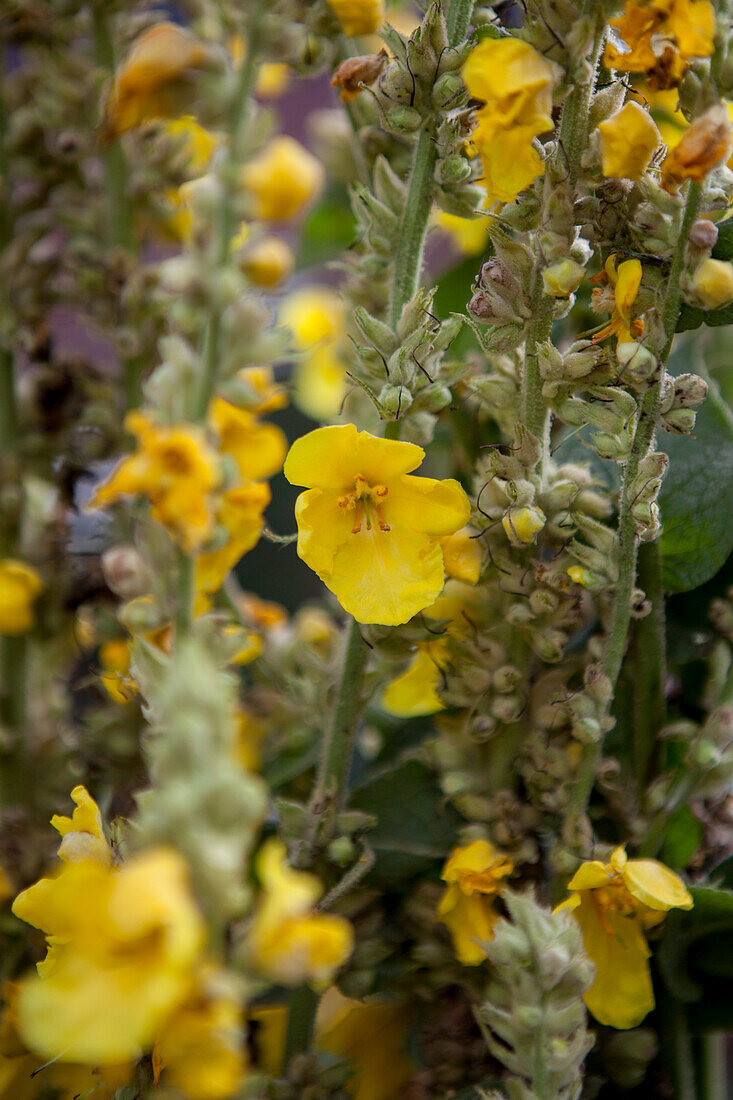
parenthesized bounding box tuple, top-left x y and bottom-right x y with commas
(386, 476, 470, 537)
(382, 642, 447, 718)
(576, 897, 655, 1030)
(566, 861, 611, 892)
(325, 526, 445, 625)
(284, 425, 423, 491)
(294, 488, 353, 577)
(622, 859, 694, 912)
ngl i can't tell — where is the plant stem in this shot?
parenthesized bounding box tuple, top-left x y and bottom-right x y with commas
(662, 999, 697, 1100)
(387, 0, 476, 329)
(631, 540, 667, 794)
(572, 182, 703, 817)
(174, 551, 194, 638)
(91, 9, 133, 253)
(698, 1033, 727, 1100)
(192, 25, 261, 422)
(282, 984, 319, 1071)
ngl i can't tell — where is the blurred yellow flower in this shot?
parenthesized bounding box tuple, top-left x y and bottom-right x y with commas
(99, 638, 137, 706)
(103, 23, 218, 139)
(12, 849, 205, 1063)
(281, 287, 347, 421)
(438, 840, 514, 965)
(435, 210, 490, 255)
(240, 234, 295, 287)
(50, 785, 112, 866)
(152, 968, 246, 1100)
(285, 425, 470, 625)
(599, 101, 661, 180)
(195, 483, 271, 595)
(557, 847, 693, 1029)
(328, 0, 385, 37)
(257, 62, 291, 100)
(689, 257, 733, 309)
(250, 839, 353, 987)
(241, 136, 325, 222)
(234, 707, 267, 772)
(0, 560, 42, 635)
(90, 411, 221, 553)
(209, 397, 287, 483)
(165, 115, 219, 172)
(605, 0, 715, 89)
(590, 255, 644, 345)
(462, 38, 556, 204)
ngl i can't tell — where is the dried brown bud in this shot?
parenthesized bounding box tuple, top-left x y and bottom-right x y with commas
(330, 50, 388, 102)
(661, 105, 733, 192)
(688, 218, 719, 249)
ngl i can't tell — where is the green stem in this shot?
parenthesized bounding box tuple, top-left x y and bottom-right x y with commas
(387, 0, 476, 330)
(174, 552, 194, 638)
(631, 540, 667, 794)
(698, 1033, 727, 1100)
(0, 349, 16, 449)
(192, 27, 261, 422)
(91, 9, 133, 253)
(662, 999, 697, 1100)
(572, 182, 703, 817)
(282, 984, 319, 1071)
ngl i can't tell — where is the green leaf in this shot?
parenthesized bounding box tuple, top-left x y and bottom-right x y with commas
(658, 380, 733, 593)
(296, 187, 356, 268)
(657, 886, 733, 1030)
(677, 217, 733, 330)
(661, 805, 703, 870)
(349, 760, 460, 884)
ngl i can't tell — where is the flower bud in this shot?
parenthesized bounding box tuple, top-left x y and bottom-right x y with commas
(330, 50, 388, 102)
(689, 258, 733, 310)
(662, 407, 698, 434)
(502, 506, 546, 546)
(541, 259, 586, 299)
(432, 71, 464, 108)
(688, 219, 719, 249)
(435, 154, 473, 186)
(379, 384, 412, 416)
(240, 236, 294, 288)
(385, 106, 422, 133)
(101, 545, 152, 600)
(673, 372, 708, 408)
(617, 341, 659, 389)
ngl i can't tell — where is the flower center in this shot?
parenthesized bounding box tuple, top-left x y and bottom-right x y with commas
(337, 474, 390, 535)
(592, 876, 637, 934)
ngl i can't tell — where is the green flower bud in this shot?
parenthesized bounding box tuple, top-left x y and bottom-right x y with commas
(542, 259, 586, 299)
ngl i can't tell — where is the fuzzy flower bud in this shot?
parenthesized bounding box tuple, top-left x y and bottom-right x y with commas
(502, 506, 546, 546)
(688, 258, 733, 309)
(101, 545, 152, 601)
(542, 259, 586, 299)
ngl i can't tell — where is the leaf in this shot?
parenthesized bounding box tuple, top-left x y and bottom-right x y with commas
(658, 380, 733, 593)
(657, 886, 733, 1030)
(677, 217, 733, 331)
(661, 805, 704, 870)
(349, 759, 460, 884)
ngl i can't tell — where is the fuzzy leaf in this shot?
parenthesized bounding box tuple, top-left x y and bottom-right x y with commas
(657, 886, 733, 1030)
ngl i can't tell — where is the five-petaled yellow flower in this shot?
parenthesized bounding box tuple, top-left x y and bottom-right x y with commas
(284, 425, 470, 625)
(250, 839, 353, 988)
(0, 560, 42, 635)
(462, 38, 556, 204)
(438, 839, 514, 965)
(605, 0, 715, 89)
(590, 256, 644, 345)
(90, 411, 221, 553)
(557, 846, 693, 1029)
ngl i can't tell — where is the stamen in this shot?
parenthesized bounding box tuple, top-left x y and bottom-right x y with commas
(351, 500, 362, 534)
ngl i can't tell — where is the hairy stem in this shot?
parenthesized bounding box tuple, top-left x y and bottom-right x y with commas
(631, 540, 667, 794)
(282, 984, 319, 1071)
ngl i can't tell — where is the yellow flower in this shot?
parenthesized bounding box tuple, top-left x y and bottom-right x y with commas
(437, 840, 514, 966)
(209, 397, 287, 482)
(257, 62, 291, 100)
(152, 968, 246, 1100)
(689, 257, 733, 309)
(558, 847, 693, 1029)
(250, 839, 353, 988)
(241, 136, 325, 222)
(281, 287, 348, 421)
(435, 210, 491, 255)
(165, 115, 219, 172)
(462, 38, 556, 204)
(294, 606, 338, 649)
(99, 638, 137, 705)
(234, 707, 267, 772)
(0, 560, 42, 635)
(661, 103, 733, 192)
(90, 411, 221, 553)
(284, 425, 470, 625)
(50, 785, 112, 866)
(440, 528, 482, 585)
(328, 0, 385, 36)
(12, 848, 205, 1063)
(103, 23, 218, 139)
(605, 0, 715, 89)
(195, 483, 271, 595)
(599, 101, 661, 180)
(590, 255, 644, 345)
(239, 234, 295, 287)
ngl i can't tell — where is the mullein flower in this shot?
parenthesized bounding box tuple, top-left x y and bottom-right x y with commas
(241, 136, 325, 222)
(284, 425, 470, 625)
(605, 0, 715, 89)
(102, 23, 220, 139)
(598, 101, 662, 181)
(239, 234, 295, 287)
(249, 839, 353, 988)
(327, 0, 385, 37)
(557, 847, 693, 1029)
(590, 256, 645, 344)
(689, 257, 733, 308)
(209, 397, 287, 482)
(50, 785, 113, 866)
(280, 286, 348, 422)
(438, 839, 514, 965)
(461, 38, 556, 205)
(99, 638, 137, 705)
(195, 483, 272, 595)
(661, 104, 733, 191)
(0, 560, 42, 635)
(90, 412, 221, 553)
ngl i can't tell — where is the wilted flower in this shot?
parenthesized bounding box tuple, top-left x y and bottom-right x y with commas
(590, 256, 644, 344)
(438, 840, 514, 965)
(331, 51, 388, 102)
(241, 136, 325, 221)
(661, 104, 733, 192)
(605, 0, 715, 88)
(0, 560, 42, 635)
(249, 839, 353, 988)
(462, 38, 556, 204)
(599, 101, 661, 181)
(557, 847, 693, 1029)
(284, 425, 470, 625)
